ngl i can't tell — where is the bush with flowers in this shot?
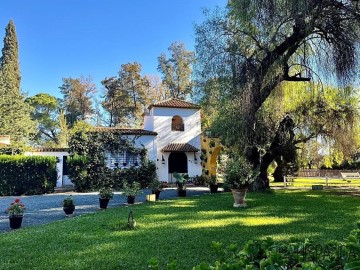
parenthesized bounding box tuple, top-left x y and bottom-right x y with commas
(6, 198, 26, 216)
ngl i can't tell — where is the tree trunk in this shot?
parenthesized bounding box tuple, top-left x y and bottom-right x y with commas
(273, 157, 285, 182)
(251, 115, 296, 190)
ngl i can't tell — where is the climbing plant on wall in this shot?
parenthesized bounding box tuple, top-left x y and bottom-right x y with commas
(68, 125, 152, 191)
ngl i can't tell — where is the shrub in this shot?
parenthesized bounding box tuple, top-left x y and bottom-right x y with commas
(68, 128, 155, 191)
(149, 223, 360, 269)
(67, 155, 89, 192)
(137, 159, 157, 188)
(0, 155, 57, 196)
(68, 156, 156, 192)
(223, 155, 256, 189)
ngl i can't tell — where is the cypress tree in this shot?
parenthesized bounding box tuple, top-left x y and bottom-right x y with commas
(0, 19, 20, 95)
(0, 20, 36, 147)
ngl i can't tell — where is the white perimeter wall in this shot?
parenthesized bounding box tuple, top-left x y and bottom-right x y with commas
(24, 151, 70, 187)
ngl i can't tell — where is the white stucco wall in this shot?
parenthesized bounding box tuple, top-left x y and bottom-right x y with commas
(130, 135, 157, 162)
(24, 151, 70, 187)
(150, 107, 202, 181)
(143, 115, 154, 131)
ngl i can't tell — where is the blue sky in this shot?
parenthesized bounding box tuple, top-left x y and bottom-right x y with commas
(1, 0, 227, 98)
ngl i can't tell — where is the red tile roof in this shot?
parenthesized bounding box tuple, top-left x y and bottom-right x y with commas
(149, 98, 200, 110)
(162, 143, 199, 152)
(29, 148, 69, 152)
(93, 127, 157, 136)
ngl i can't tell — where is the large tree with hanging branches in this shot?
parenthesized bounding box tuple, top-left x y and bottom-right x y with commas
(195, 0, 360, 190)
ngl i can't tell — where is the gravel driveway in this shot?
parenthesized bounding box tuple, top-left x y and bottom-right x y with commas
(0, 187, 210, 233)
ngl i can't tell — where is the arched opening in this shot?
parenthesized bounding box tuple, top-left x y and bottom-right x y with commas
(171, 115, 184, 131)
(209, 146, 224, 177)
(168, 152, 188, 174)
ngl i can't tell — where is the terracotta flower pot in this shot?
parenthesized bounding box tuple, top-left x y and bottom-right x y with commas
(231, 189, 247, 207)
(9, 215, 23, 229)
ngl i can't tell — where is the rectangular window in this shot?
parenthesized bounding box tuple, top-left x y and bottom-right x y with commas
(108, 151, 140, 169)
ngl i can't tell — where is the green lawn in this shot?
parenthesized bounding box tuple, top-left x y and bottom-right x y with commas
(1, 190, 359, 270)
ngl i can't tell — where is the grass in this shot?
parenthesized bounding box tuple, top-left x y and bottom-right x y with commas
(0, 190, 359, 270)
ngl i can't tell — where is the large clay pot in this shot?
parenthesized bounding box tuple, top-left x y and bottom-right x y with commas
(231, 189, 247, 207)
(209, 184, 218, 193)
(127, 196, 135, 204)
(177, 189, 187, 197)
(63, 206, 75, 215)
(99, 198, 110, 209)
(9, 215, 23, 229)
(152, 190, 161, 200)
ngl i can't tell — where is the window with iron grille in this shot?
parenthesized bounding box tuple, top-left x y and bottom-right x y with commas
(109, 151, 140, 169)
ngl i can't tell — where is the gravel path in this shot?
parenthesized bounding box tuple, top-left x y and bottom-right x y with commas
(0, 187, 210, 233)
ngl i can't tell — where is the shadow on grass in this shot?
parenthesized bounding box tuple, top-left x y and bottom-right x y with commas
(0, 190, 359, 270)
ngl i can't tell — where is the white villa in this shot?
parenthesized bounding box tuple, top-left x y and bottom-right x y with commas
(25, 98, 203, 187)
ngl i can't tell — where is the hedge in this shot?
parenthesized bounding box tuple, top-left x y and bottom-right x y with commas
(0, 155, 57, 196)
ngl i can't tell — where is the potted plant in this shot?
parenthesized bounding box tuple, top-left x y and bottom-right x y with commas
(224, 155, 256, 207)
(208, 175, 218, 193)
(173, 172, 187, 197)
(122, 181, 141, 204)
(99, 188, 114, 209)
(62, 196, 75, 215)
(6, 198, 26, 229)
(149, 179, 162, 200)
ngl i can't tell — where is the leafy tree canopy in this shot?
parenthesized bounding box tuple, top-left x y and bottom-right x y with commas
(195, 0, 360, 189)
(158, 41, 195, 99)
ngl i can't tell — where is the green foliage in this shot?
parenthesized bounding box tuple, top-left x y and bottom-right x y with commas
(102, 62, 149, 127)
(122, 181, 141, 197)
(5, 198, 26, 216)
(59, 76, 96, 127)
(149, 178, 162, 192)
(158, 41, 195, 99)
(223, 155, 256, 189)
(189, 225, 360, 269)
(0, 155, 57, 195)
(137, 158, 157, 188)
(173, 172, 187, 190)
(99, 188, 114, 199)
(195, 1, 360, 190)
(62, 196, 75, 207)
(68, 128, 156, 191)
(192, 175, 208, 186)
(0, 20, 37, 147)
(67, 155, 89, 191)
(0, 20, 20, 94)
(26, 93, 62, 146)
(0, 190, 359, 269)
(149, 224, 360, 269)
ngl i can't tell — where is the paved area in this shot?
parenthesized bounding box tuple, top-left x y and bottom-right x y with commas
(0, 187, 210, 233)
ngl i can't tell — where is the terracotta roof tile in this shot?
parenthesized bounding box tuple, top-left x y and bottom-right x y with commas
(162, 143, 199, 152)
(29, 148, 69, 152)
(149, 98, 200, 110)
(93, 127, 157, 136)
